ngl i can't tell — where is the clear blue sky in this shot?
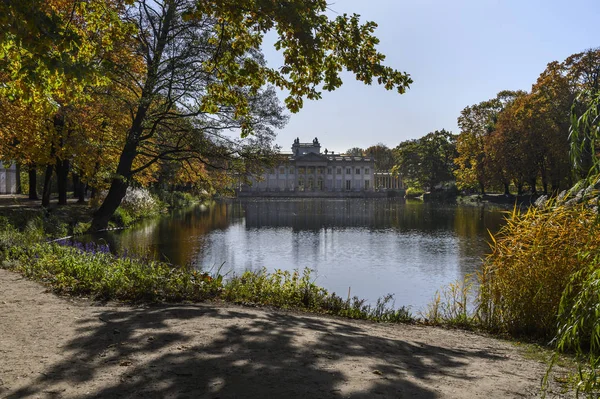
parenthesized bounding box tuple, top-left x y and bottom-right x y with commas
(262, 0, 600, 153)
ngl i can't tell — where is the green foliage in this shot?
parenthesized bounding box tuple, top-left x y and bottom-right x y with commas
(404, 187, 424, 198)
(6, 243, 221, 301)
(109, 188, 165, 227)
(223, 267, 412, 323)
(155, 191, 200, 209)
(570, 89, 600, 178)
(394, 129, 457, 191)
(110, 207, 134, 227)
(365, 144, 395, 171)
(0, 221, 412, 324)
(345, 147, 365, 156)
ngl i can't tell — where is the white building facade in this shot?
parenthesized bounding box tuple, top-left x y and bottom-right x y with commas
(241, 138, 376, 194)
(0, 162, 17, 194)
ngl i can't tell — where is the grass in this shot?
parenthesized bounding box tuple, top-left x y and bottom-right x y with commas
(422, 275, 475, 328)
(0, 220, 413, 324)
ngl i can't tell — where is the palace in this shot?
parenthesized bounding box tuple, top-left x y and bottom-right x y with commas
(239, 138, 403, 196)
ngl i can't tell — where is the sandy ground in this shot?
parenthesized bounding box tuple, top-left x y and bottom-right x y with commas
(0, 268, 570, 399)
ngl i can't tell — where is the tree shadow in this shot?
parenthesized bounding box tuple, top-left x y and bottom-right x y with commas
(6, 304, 507, 398)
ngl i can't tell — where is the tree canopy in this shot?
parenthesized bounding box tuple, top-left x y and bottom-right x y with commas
(0, 0, 414, 229)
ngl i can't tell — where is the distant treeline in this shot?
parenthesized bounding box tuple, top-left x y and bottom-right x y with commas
(353, 48, 600, 195)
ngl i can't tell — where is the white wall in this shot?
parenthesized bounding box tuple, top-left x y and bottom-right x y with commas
(0, 162, 17, 194)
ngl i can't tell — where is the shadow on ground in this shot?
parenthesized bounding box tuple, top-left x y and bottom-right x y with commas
(6, 304, 504, 398)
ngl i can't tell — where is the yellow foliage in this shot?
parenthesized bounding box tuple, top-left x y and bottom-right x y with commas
(478, 202, 600, 338)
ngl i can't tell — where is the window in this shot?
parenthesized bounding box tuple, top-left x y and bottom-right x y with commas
(355, 168, 361, 175)
(279, 167, 285, 174)
(345, 180, 352, 190)
(289, 167, 295, 174)
(346, 167, 351, 174)
(317, 167, 323, 175)
(308, 166, 314, 174)
(335, 179, 342, 189)
(337, 167, 342, 175)
(298, 167, 305, 175)
(365, 168, 370, 174)
(317, 179, 323, 190)
(365, 180, 370, 190)
(327, 167, 332, 175)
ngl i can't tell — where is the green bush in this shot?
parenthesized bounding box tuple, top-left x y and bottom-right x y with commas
(223, 267, 412, 322)
(405, 187, 424, 198)
(155, 190, 199, 209)
(5, 242, 221, 301)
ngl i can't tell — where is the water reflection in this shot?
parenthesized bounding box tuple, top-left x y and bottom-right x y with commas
(92, 199, 505, 310)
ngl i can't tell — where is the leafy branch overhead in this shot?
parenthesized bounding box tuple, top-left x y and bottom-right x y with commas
(163, 0, 412, 114)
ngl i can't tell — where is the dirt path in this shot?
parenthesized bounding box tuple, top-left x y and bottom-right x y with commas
(0, 269, 569, 398)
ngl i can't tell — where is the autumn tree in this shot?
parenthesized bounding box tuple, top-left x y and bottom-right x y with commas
(365, 143, 395, 171)
(345, 147, 365, 156)
(87, 0, 412, 230)
(0, 0, 132, 205)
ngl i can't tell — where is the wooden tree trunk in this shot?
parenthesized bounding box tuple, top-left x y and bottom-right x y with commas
(72, 173, 80, 199)
(28, 165, 38, 200)
(41, 164, 53, 207)
(15, 163, 22, 194)
(90, 141, 138, 231)
(56, 158, 70, 205)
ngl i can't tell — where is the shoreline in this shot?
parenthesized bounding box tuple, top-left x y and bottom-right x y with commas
(0, 268, 570, 398)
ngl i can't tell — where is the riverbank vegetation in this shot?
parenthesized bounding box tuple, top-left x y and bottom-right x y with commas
(0, 217, 413, 323)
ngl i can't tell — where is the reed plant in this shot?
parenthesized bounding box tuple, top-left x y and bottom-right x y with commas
(478, 203, 600, 339)
(424, 275, 475, 328)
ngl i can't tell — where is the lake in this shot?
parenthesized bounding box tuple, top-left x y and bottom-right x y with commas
(91, 199, 506, 312)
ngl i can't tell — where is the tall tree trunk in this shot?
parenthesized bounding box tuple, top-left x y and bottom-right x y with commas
(90, 141, 138, 231)
(73, 172, 86, 203)
(529, 178, 537, 195)
(72, 173, 80, 199)
(42, 164, 53, 207)
(503, 182, 510, 196)
(90, 2, 176, 231)
(28, 165, 38, 200)
(15, 163, 22, 194)
(479, 181, 485, 195)
(56, 158, 70, 205)
(516, 182, 524, 196)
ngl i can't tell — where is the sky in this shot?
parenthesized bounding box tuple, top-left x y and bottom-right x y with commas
(260, 0, 600, 154)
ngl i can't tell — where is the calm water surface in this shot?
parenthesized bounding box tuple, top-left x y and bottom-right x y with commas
(92, 199, 506, 311)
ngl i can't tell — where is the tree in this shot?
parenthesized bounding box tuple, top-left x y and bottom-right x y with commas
(345, 147, 365, 156)
(0, 0, 133, 206)
(393, 130, 456, 191)
(365, 143, 395, 171)
(86, 0, 413, 231)
(454, 91, 524, 194)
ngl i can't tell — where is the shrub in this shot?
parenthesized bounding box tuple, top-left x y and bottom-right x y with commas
(405, 186, 424, 198)
(223, 267, 412, 322)
(478, 203, 600, 339)
(121, 187, 163, 217)
(155, 191, 198, 209)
